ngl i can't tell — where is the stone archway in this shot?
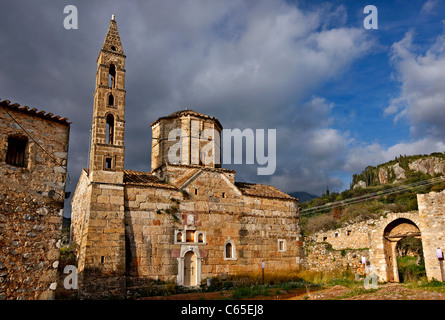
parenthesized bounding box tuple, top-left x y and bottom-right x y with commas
(383, 218, 422, 282)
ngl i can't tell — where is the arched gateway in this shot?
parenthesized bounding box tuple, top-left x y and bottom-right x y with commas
(366, 212, 424, 283)
(383, 218, 422, 282)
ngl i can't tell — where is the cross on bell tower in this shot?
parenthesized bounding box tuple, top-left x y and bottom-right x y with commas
(89, 15, 126, 184)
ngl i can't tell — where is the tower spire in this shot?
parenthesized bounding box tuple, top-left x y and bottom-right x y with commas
(100, 15, 125, 57)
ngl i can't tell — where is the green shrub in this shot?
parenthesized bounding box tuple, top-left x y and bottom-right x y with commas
(397, 256, 426, 283)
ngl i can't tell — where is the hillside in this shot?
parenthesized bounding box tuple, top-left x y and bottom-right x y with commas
(299, 152, 445, 235)
(351, 152, 445, 189)
(288, 191, 318, 203)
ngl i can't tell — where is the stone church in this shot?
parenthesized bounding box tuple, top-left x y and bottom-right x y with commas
(71, 17, 302, 297)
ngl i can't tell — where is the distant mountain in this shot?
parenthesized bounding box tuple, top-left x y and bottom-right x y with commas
(288, 191, 318, 202)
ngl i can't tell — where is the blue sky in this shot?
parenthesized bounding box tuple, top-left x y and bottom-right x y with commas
(1, 0, 445, 212)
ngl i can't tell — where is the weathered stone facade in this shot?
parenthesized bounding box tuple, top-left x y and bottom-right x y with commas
(0, 99, 70, 299)
(70, 18, 302, 298)
(302, 240, 369, 275)
(418, 190, 445, 281)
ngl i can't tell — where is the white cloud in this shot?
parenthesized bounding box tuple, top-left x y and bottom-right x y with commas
(421, 0, 439, 15)
(126, 0, 373, 129)
(386, 30, 445, 139)
(344, 138, 445, 173)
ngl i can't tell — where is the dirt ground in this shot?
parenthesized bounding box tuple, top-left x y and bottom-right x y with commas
(141, 287, 311, 300)
(291, 283, 445, 300)
(141, 283, 445, 300)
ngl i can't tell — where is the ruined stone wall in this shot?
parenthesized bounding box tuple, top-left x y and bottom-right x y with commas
(418, 190, 445, 281)
(124, 169, 302, 285)
(0, 107, 70, 300)
(305, 220, 373, 275)
(311, 220, 371, 250)
(70, 169, 90, 246)
(302, 240, 369, 275)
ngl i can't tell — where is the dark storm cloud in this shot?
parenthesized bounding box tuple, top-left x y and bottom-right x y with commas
(0, 1, 378, 217)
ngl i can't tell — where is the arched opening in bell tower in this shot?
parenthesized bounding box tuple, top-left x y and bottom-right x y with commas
(108, 64, 116, 88)
(106, 114, 114, 145)
(108, 93, 114, 106)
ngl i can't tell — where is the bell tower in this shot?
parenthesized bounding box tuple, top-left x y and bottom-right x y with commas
(89, 15, 126, 184)
(78, 16, 127, 298)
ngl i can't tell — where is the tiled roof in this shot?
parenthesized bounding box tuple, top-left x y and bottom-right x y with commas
(235, 182, 297, 201)
(86, 169, 295, 200)
(150, 109, 222, 128)
(0, 99, 71, 125)
(123, 170, 176, 189)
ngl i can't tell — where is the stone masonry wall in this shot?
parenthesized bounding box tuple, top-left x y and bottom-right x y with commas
(70, 169, 90, 247)
(311, 220, 371, 250)
(0, 106, 70, 300)
(302, 240, 369, 275)
(418, 190, 445, 281)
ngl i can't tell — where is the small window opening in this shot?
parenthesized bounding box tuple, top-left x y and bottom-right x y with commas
(334, 232, 339, 238)
(198, 233, 204, 243)
(225, 243, 232, 259)
(194, 189, 198, 195)
(222, 192, 226, 198)
(101, 256, 105, 263)
(347, 230, 351, 236)
(111, 46, 116, 51)
(322, 237, 327, 242)
(176, 232, 182, 243)
(6, 136, 27, 167)
(106, 114, 114, 144)
(108, 94, 114, 106)
(108, 64, 116, 88)
(105, 157, 112, 169)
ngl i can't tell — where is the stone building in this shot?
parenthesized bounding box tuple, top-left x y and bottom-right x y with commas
(70, 17, 302, 298)
(0, 99, 71, 299)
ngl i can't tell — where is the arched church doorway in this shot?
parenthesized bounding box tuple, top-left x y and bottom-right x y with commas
(183, 251, 197, 286)
(383, 218, 422, 282)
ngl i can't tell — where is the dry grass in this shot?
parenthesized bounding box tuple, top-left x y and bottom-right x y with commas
(296, 269, 356, 285)
(227, 269, 303, 286)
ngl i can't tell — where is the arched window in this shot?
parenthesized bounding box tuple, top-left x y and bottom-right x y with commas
(106, 114, 114, 145)
(225, 243, 232, 259)
(176, 232, 183, 243)
(108, 64, 116, 88)
(198, 233, 204, 243)
(108, 94, 114, 106)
